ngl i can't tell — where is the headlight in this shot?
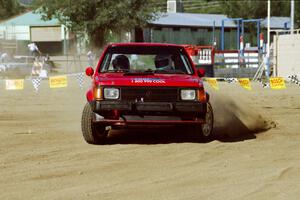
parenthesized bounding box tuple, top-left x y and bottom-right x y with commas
(104, 88, 119, 99)
(180, 89, 196, 100)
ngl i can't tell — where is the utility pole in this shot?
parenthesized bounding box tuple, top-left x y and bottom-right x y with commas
(266, 0, 271, 79)
(267, 0, 270, 59)
(291, 0, 294, 34)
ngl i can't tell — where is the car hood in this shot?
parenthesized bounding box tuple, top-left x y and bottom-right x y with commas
(94, 73, 203, 87)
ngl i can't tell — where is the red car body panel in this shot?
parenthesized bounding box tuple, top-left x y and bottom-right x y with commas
(97, 73, 202, 86)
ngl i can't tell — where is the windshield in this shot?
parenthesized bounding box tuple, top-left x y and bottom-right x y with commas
(99, 45, 193, 74)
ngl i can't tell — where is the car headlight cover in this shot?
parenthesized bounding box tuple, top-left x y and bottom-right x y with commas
(104, 88, 119, 99)
(181, 89, 196, 100)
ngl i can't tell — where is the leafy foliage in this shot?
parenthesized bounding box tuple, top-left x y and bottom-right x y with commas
(222, 1, 279, 19)
(33, 0, 162, 48)
(180, 0, 299, 28)
(182, 0, 223, 14)
(0, 0, 24, 20)
(220, 0, 299, 27)
(182, 0, 299, 44)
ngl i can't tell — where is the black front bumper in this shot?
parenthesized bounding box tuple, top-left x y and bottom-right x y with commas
(90, 100, 206, 115)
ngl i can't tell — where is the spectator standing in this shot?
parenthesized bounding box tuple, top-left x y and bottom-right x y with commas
(28, 42, 41, 58)
(0, 52, 8, 63)
(87, 50, 95, 66)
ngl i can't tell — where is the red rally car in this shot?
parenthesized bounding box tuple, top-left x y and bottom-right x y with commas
(82, 43, 214, 144)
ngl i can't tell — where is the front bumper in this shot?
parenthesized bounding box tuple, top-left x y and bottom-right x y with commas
(93, 115, 205, 126)
(90, 100, 207, 126)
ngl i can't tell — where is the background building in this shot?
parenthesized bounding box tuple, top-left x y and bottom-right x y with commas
(145, 12, 237, 49)
(0, 11, 74, 55)
(141, 0, 292, 50)
(143, 12, 291, 50)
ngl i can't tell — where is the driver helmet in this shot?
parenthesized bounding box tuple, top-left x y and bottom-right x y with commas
(112, 54, 130, 70)
(154, 54, 172, 69)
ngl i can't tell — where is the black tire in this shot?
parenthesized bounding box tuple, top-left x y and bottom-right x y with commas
(201, 102, 214, 138)
(189, 102, 214, 142)
(81, 102, 108, 144)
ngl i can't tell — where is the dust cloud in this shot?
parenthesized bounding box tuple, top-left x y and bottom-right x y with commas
(210, 92, 272, 138)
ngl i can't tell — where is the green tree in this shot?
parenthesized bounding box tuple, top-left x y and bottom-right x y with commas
(221, 0, 290, 20)
(0, 0, 24, 20)
(219, 0, 300, 44)
(182, 0, 299, 28)
(182, 0, 223, 14)
(221, 0, 299, 27)
(294, 1, 300, 29)
(33, 0, 162, 48)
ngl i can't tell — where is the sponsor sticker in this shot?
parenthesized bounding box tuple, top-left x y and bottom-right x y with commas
(5, 79, 24, 90)
(238, 78, 251, 90)
(270, 77, 286, 90)
(49, 75, 68, 88)
(131, 78, 166, 84)
(206, 78, 219, 90)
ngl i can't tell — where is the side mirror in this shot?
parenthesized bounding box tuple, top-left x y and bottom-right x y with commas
(85, 67, 94, 77)
(197, 68, 205, 78)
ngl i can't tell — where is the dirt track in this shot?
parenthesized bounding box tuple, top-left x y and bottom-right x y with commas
(0, 78, 300, 200)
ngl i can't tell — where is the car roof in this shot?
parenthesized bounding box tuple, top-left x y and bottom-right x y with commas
(108, 42, 185, 48)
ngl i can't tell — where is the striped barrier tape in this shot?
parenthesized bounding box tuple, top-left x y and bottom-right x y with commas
(1, 72, 85, 92)
(0, 74, 297, 92)
(288, 75, 300, 86)
(204, 77, 290, 90)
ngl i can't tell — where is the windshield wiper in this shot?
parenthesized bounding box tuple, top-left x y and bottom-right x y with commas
(105, 69, 130, 73)
(123, 69, 154, 76)
(154, 69, 185, 74)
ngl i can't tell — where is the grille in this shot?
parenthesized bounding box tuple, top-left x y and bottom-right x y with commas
(121, 87, 178, 102)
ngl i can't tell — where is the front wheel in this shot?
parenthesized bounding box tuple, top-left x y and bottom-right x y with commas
(201, 102, 214, 139)
(189, 102, 214, 142)
(81, 102, 108, 144)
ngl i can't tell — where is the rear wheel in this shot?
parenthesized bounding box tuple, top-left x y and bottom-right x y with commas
(81, 102, 108, 144)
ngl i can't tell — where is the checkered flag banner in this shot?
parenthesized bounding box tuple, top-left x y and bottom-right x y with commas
(31, 77, 42, 92)
(288, 75, 300, 86)
(224, 78, 238, 83)
(75, 72, 85, 88)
